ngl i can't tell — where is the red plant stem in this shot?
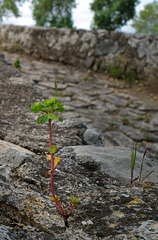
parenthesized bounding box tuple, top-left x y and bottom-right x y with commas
(48, 119, 66, 217)
(67, 204, 75, 216)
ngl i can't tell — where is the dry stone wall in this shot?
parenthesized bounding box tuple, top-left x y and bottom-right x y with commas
(0, 24, 158, 81)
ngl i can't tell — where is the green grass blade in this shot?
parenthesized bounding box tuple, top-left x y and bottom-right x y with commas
(141, 170, 154, 182)
(131, 141, 137, 184)
(139, 149, 147, 182)
(54, 80, 58, 97)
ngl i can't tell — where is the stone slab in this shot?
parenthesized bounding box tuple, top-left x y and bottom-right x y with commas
(65, 145, 158, 183)
(0, 140, 35, 167)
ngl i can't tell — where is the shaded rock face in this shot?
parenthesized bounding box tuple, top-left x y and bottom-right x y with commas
(0, 52, 158, 239)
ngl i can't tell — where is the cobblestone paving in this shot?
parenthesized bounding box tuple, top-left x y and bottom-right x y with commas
(3, 52, 158, 158)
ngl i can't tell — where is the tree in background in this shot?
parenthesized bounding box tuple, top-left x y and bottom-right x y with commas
(32, 0, 76, 28)
(90, 0, 139, 31)
(0, 0, 25, 22)
(132, 0, 158, 34)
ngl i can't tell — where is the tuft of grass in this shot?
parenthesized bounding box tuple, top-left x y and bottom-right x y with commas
(130, 142, 154, 185)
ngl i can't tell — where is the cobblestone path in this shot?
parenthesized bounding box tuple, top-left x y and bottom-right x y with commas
(3, 51, 158, 158)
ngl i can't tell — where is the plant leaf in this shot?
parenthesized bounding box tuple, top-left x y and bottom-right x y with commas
(131, 141, 137, 170)
(31, 102, 43, 113)
(47, 113, 63, 122)
(54, 157, 61, 168)
(69, 196, 81, 204)
(46, 154, 61, 167)
(45, 153, 51, 160)
(37, 114, 50, 124)
(139, 148, 148, 182)
(31, 98, 65, 124)
(54, 80, 58, 97)
(50, 145, 59, 154)
(51, 195, 61, 202)
(141, 170, 154, 182)
(45, 170, 51, 176)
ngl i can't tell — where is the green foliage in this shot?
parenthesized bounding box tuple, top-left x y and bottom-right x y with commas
(31, 97, 65, 124)
(31, 91, 80, 227)
(32, 0, 76, 28)
(109, 65, 123, 79)
(36, 113, 63, 124)
(108, 65, 136, 82)
(69, 196, 81, 204)
(107, 55, 137, 82)
(132, 0, 158, 34)
(54, 80, 58, 97)
(90, 0, 139, 30)
(0, 0, 25, 21)
(131, 141, 137, 183)
(51, 196, 61, 202)
(50, 145, 59, 154)
(14, 58, 21, 71)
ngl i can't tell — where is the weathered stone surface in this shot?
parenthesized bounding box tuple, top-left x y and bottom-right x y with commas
(66, 145, 158, 183)
(104, 131, 133, 147)
(0, 140, 35, 167)
(127, 220, 158, 240)
(83, 128, 105, 147)
(94, 39, 119, 56)
(150, 113, 158, 126)
(0, 143, 158, 239)
(0, 25, 158, 81)
(0, 49, 158, 239)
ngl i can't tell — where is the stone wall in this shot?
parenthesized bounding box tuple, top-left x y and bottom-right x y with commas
(0, 24, 158, 81)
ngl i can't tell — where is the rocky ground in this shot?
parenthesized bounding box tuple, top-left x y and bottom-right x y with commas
(1, 51, 158, 158)
(0, 51, 158, 239)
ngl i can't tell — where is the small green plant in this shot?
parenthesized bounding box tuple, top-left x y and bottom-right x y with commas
(14, 58, 21, 71)
(108, 65, 136, 82)
(31, 95, 80, 227)
(130, 142, 154, 185)
(130, 141, 138, 184)
(107, 55, 137, 83)
(109, 65, 123, 79)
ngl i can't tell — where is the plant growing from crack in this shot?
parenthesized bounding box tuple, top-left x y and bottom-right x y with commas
(31, 97, 80, 227)
(130, 142, 154, 185)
